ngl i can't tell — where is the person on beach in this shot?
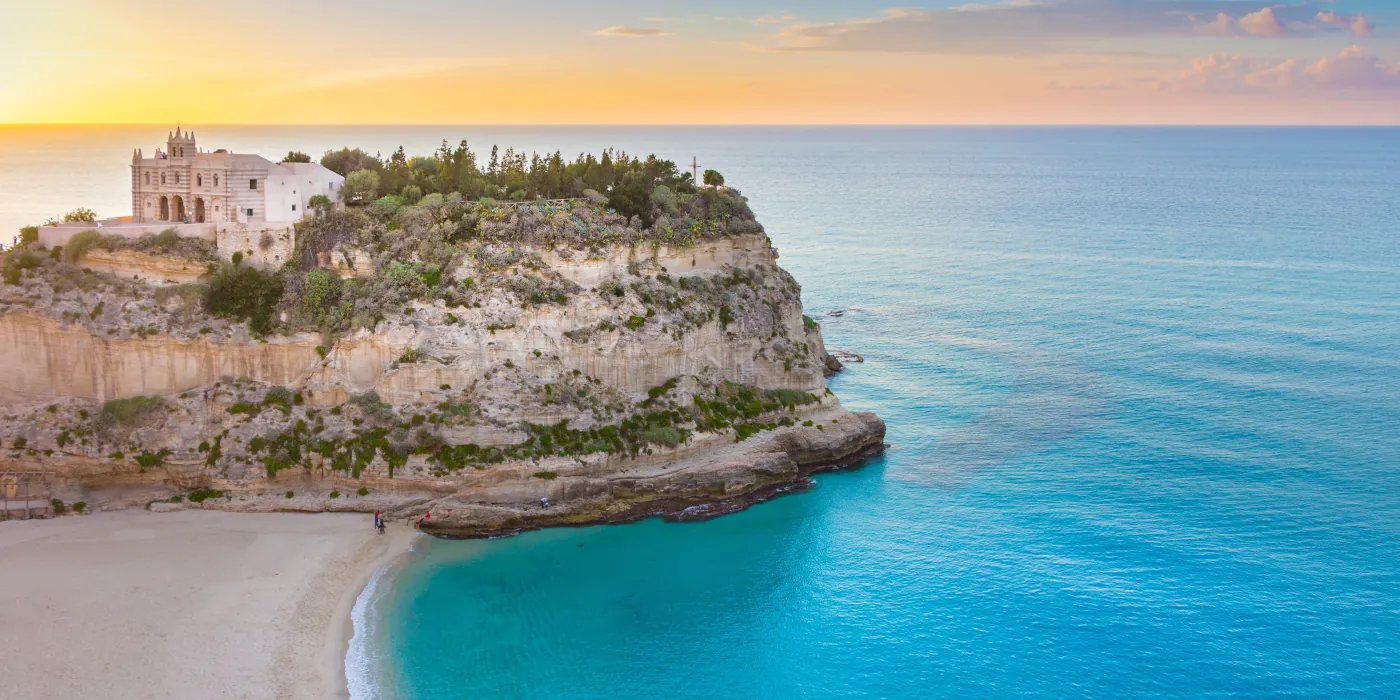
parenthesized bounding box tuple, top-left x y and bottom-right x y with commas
(373, 510, 381, 529)
(541, 497, 549, 509)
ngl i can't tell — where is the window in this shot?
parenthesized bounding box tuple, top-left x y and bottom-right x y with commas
(214, 175, 219, 187)
(175, 173, 180, 184)
(144, 172, 150, 185)
(249, 179, 258, 190)
(197, 174, 202, 187)
(161, 173, 166, 185)
(291, 204, 297, 211)
(245, 208, 254, 217)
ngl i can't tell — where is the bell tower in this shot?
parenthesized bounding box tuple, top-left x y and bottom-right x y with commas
(167, 126, 196, 160)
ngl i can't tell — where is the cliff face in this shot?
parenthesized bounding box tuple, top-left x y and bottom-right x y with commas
(0, 233, 883, 533)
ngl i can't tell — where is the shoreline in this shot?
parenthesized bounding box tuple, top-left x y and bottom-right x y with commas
(326, 522, 419, 699)
(429, 438, 887, 540)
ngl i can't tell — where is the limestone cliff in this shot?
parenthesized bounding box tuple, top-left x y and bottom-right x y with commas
(0, 232, 883, 534)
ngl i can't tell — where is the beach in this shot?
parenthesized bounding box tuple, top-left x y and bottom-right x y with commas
(0, 509, 416, 700)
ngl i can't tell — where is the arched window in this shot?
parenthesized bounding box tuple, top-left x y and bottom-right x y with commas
(175, 173, 181, 184)
(214, 174, 219, 187)
(197, 174, 203, 187)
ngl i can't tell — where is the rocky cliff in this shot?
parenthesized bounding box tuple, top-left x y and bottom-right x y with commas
(1, 225, 883, 535)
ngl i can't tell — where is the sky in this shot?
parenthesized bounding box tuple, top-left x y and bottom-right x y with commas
(1, 0, 1398, 124)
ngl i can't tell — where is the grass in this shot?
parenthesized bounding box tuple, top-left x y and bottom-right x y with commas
(100, 395, 164, 425)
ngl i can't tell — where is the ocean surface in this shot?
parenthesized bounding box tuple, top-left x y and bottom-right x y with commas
(4, 126, 1398, 697)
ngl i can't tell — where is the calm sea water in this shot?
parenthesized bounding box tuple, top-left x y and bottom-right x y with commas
(4, 127, 1398, 697)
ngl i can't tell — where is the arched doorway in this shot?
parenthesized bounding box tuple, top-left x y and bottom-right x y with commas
(159, 196, 169, 221)
(194, 198, 206, 223)
(172, 196, 186, 223)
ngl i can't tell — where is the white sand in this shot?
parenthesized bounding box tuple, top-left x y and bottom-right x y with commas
(0, 509, 416, 700)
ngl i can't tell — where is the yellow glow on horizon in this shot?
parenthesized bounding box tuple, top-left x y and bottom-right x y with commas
(3, 1, 1398, 126)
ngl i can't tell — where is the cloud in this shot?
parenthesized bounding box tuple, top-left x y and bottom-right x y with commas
(1237, 8, 1286, 36)
(774, 1, 1372, 54)
(754, 14, 797, 24)
(1317, 10, 1372, 37)
(1169, 46, 1400, 93)
(595, 26, 672, 37)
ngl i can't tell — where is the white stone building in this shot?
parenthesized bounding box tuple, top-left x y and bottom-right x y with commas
(131, 128, 343, 224)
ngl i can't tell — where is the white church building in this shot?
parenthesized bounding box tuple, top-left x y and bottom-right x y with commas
(132, 127, 343, 224)
(37, 128, 343, 268)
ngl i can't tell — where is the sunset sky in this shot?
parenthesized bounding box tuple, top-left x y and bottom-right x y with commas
(2, 0, 1398, 124)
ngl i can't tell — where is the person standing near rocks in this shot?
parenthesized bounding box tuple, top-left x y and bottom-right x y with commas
(373, 510, 381, 529)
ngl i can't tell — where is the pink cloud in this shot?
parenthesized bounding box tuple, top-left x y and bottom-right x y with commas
(1317, 10, 1373, 37)
(1238, 7, 1286, 37)
(1171, 46, 1400, 93)
(1196, 12, 1234, 36)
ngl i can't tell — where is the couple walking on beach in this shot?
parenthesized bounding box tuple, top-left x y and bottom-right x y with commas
(372, 510, 386, 534)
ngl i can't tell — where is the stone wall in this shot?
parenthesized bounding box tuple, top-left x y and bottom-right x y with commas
(38, 223, 216, 249)
(216, 222, 295, 269)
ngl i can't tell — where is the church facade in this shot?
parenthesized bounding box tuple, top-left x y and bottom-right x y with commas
(130, 128, 343, 224)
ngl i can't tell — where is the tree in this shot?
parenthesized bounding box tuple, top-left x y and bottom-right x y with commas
(62, 208, 98, 223)
(204, 264, 284, 335)
(607, 172, 653, 228)
(307, 194, 332, 215)
(283, 151, 312, 163)
(341, 170, 381, 206)
(320, 147, 381, 176)
(18, 225, 38, 246)
(703, 169, 725, 188)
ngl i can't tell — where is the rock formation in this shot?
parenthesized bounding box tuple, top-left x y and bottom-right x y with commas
(1, 200, 884, 536)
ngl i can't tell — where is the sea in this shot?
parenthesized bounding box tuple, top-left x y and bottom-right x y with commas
(3, 126, 1398, 698)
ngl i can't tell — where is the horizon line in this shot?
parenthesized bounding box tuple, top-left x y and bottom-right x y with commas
(4, 122, 1400, 128)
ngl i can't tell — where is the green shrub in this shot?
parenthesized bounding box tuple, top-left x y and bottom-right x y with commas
(642, 426, 682, 447)
(72, 501, 87, 513)
(2, 249, 42, 285)
(50, 498, 66, 514)
(626, 315, 646, 330)
(63, 230, 105, 262)
(101, 396, 164, 425)
(204, 264, 284, 335)
(12, 436, 26, 449)
(329, 490, 341, 499)
(532, 471, 559, 480)
(134, 449, 171, 468)
(356, 487, 369, 496)
(18, 225, 38, 246)
(187, 488, 224, 503)
(285, 490, 295, 499)
(719, 305, 735, 329)
(299, 268, 342, 325)
(56, 430, 71, 448)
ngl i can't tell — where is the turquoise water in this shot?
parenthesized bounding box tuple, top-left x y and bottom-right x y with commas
(353, 128, 1400, 698)
(4, 126, 1396, 697)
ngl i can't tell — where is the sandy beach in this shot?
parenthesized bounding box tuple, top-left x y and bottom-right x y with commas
(0, 509, 416, 700)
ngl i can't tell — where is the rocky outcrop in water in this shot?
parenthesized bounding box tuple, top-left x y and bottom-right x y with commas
(1, 229, 884, 532)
